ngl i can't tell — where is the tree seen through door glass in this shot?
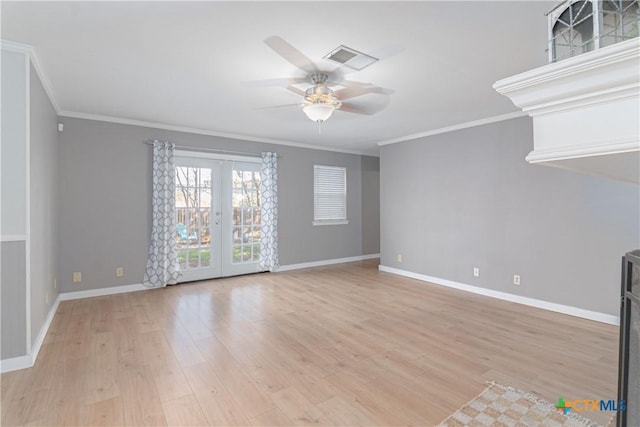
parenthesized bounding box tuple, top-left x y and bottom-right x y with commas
(175, 166, 212, 270)
(232, 168, 261, 263)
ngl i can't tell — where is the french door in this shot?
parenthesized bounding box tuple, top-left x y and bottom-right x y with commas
(174, 153, 262, 282)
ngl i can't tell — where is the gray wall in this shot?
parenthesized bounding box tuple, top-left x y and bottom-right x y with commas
(1, 49, 28, 360)
(58, 117, 380, 292)
(1, 241, 27, 359)
(380, 116, 640, 316)
(29, 64, 59, 345)
(362, 156, 380, 255)
(1, 50, 27, 235)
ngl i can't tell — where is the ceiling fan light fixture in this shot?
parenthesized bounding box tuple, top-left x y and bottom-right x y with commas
(303, 103, 336, 122)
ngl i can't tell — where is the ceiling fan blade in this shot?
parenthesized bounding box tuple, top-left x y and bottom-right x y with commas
(265, 36, 318, 74)
(339, 100, 389, 115)
(338, 103, 374, 115)
(334, 85, 394, 100)
(285, 85, 306, 97)
(335, 79, 394, 95)
(256, 103, 301, 111)
(242, 77, 308, 88)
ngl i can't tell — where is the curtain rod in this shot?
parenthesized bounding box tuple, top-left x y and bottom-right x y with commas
(143, 140, 282, 158)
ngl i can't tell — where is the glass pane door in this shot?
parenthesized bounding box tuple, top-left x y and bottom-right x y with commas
(175, 157, 222, 282)
(175, 155, 262, 281)
(222, 161, 262, 277)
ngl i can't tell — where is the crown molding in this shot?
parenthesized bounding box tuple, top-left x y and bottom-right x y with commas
(525, 137, 640, 163)
(1, 39, 61, 114)
(493, 37, 640, 112)
(28, 47, 61, 113)
(1, 39, 32, 53)
(376, 111, 527, 146)
(494, 38, 639, 183)
(58, 110, 372, 156)
(2, 39, 566, 155)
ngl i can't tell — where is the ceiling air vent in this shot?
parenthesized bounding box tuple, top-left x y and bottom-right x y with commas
(323, 45, 378, 71)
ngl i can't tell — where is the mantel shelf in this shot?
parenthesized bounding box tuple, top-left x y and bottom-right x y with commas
(494, 38, 640, 184)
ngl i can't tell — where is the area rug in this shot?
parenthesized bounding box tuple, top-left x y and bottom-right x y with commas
(438, 382, 605, 427)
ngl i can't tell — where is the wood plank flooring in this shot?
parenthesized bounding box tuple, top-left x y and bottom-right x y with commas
(1, 260, 619, 426)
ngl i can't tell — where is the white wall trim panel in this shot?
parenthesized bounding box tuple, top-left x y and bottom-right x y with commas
(379, 265, 619, 326)
(0, 235, 27, 242)
(25, 53, 32, 355)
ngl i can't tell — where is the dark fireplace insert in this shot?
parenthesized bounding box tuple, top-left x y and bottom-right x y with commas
(618, 249, 640, 427)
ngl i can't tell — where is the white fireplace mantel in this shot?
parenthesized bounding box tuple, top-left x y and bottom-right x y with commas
(494, 38, 640, 184)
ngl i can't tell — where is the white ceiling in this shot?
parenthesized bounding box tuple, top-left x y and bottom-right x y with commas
(1, 1, 554, 155)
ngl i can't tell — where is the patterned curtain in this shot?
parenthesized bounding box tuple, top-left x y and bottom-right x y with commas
(259, 152, 279, 272)
(143, 141, 180, 287)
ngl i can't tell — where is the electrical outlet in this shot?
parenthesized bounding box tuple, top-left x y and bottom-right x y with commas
(116, 267, 124, 277)
(45, 291, 49, 305)
(73, 272, 82, 283)
(473, 267, 480, 278)
(397, 254, 403, 263)
(513, 274, 521, 286)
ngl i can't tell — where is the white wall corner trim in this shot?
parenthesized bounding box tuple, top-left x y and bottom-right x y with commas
(277, 254, 380, 272)
(376, 111, 527, 147)
(378, 265, 620, 326)
(59, 283, 149, 301)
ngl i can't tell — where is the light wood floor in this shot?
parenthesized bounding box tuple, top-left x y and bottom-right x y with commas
(1, 260, 618, 426)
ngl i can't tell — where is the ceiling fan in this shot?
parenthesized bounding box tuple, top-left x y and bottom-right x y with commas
(246, 36, 395, 126)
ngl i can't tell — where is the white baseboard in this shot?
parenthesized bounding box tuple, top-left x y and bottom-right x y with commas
(378, 265, 619, 326)
(1, 293, 61, 374)
(59, 283, 148, 301)
(277, 254, 380, 272)
(29, 295, 61, 366)
(0, 354, 33, 373)
(1, 283, 149, 373)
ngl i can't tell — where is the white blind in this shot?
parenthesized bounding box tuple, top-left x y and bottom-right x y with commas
(314, 165, 347, 221)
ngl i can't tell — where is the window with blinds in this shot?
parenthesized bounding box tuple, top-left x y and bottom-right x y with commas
(313, 165, 349, 225)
